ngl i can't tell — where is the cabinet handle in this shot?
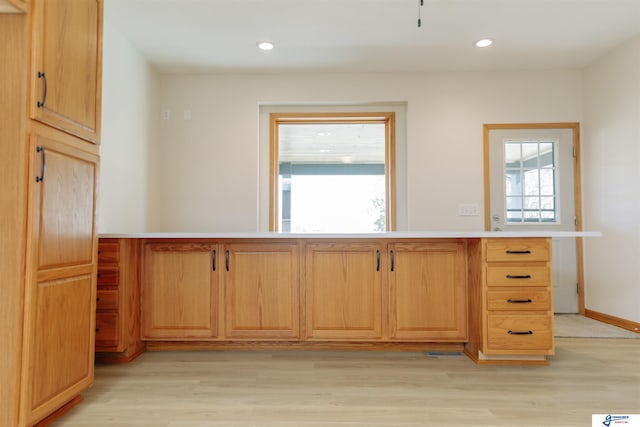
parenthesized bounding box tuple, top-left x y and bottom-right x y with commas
(507, 298, 533, 303)
(96, 297, 100, 302)
(505, 249, 531, 254)
(390, 250, 395, 272)
(506, 274, 532, 279)
(95, 328, 100, 332)
(376, 250, 380, 271)
(35, 146, 46, 182)
(225, 250, 230, 271)
(37, 71, 47, 108)
(211, 250, 216, 271)
(508, 330, 533, 335)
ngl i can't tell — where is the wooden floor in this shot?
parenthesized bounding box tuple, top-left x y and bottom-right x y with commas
(54, 338, 640, 426)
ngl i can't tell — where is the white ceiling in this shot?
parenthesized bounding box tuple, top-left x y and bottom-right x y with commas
(104, 0, 640, 73)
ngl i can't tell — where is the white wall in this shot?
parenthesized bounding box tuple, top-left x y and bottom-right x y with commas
(99, 21, 158, 233)
(153, 71, 582, 232)
(582, 35, 640, 323)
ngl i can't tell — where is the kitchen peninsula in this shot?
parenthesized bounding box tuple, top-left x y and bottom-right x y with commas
(96, 231, 599, 365)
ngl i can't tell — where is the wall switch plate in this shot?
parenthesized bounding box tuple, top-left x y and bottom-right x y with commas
(458, 204, 480, 216)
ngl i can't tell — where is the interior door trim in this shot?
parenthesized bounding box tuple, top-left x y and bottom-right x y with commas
(483, 122, 585, 314)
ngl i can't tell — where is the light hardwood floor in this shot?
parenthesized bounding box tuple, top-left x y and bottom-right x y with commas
(54, 338, 639, 426)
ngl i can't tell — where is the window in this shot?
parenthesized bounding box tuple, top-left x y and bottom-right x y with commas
(270, 113, 396, 232)
(503, 139, 558, 223)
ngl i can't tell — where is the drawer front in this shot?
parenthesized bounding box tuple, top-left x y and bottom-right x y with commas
(97, 266, 119, 287)
(486, 265, 549, 287)
(96, 289, 119, 311)
(95, 313, 119, 347)
(485, 238, 550, 262)
(487, 289, 551, 311)
(98, 242, 120, 263)
(486, 314, 552, 351)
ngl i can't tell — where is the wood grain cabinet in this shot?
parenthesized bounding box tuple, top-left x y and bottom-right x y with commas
(388, 241, 467, 341)
(466, 238, 554, 364)
(223, 243, 300, 339)
(305, 242, 384, 340)
(30, 0, 103, 143)
(2, 1, 102, 424)
(142, 243, 218, 339)
(95, 239, 144, 361)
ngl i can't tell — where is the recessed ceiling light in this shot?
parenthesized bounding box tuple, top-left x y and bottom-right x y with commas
(257, 41, 274, 51)
(475, 39, 493, 48)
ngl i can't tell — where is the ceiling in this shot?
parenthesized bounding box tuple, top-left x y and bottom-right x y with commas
(104, 0, 640, 73)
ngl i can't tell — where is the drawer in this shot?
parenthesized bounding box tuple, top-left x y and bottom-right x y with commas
(98, 242, 120, 263)
(97, 266, 119, 286)
(96, 289, 119, 311)
(486, 314, 552, 351)
(487, 289, 551, 311)
(486, 265, 549, 287)
(485, 238, 550, 262)
(95, 313, 118, 347)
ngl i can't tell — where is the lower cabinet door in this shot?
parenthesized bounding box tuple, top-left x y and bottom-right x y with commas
(388, 241, 468, 341)
(21, 274, 95, 425)
(223, 243, 300, 339)
(142, 243, 217, 339)
(305, 243, 383, 340)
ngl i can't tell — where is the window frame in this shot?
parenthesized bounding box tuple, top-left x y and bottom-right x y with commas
(269, 112, 396, 232)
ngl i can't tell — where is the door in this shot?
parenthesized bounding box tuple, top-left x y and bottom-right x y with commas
(142, 243, 218, 338)
(31, 0, 102, 143)
(388, 241, 467, 340)
(305, 242, 383, 339)
(223, 243, 300, 339)
(21, 130, 98, 425)
(485, 124, 581, 313)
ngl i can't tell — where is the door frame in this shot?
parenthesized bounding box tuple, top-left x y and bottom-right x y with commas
(483, 122, 585, 314)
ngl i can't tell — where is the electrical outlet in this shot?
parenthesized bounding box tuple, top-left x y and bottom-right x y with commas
(458, 204, 479, 216)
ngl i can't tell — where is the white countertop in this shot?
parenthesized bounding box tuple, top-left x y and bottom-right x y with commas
(99, 231, 601, 239)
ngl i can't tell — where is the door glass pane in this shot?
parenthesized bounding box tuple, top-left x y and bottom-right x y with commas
(503, 140, 558, 223)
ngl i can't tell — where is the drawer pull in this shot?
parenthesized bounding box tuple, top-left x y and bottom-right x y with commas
(376, 250, 380, 271)
(508, 330, 533, 335)
(505, 249, 531, 254)
(95, 328, 100, 332)
(96, 297, 100, 302)
(506, 274, 531, 279)
(507, 298, 533, 303)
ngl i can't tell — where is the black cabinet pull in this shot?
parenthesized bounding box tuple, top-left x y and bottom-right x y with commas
(508, 330, 533, 335)
(96, 297, 100, 302)
(507, 298, 533, 303)
(506, 274, 532, 279)
(505, 249, 531, 254)
(37, 71, 47, 108)
(390, 250, 395, 272)
(211, 250, 216, 271)
(96, 273, 101, 279)
(35, 146, 46, 182)
(225, 250, 230, 272)
(95, 328, 100, 332)
(376, 250, 380, 271)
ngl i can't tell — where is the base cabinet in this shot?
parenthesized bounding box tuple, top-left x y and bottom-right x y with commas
(142, 243, 218, 339)
(223, 243, 300, 339)
(465, 238, 554, 364)
(305, 243, 383, 340)
(388, 241, 467, 341)
(132, 237, 552, 365)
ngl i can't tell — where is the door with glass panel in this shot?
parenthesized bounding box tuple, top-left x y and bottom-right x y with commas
(486, 124, 581, 313)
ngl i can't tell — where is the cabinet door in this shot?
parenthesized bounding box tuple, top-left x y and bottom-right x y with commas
(21, 129, 98, 425)
(389, 242, 467, 340)
(31, 0, 102, 143)
(305, 243, 383, 340)
(142, 243, 217, 339)
(223, 243, 300, 339)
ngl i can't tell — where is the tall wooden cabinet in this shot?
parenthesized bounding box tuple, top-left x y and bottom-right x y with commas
(0, 1, 102, 425)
